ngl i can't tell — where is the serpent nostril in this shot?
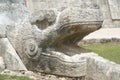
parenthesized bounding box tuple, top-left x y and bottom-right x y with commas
(32, 19, 50, 30)
(30, 10, 57, 30)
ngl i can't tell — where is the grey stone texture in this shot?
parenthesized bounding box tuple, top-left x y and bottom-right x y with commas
(0, 0, 24, 3)
(108, 0, 120, 20)
(29, 0, 120, 28)
(84, 53, 120, 80)
(0, 2, 29, 25)
(98, 0, 120, 28)
(0, 57, 5, 72)
(6, 10, 102, 77)
(0, 38, 27, 70)
(0, 25, 6, 38)
(0, 0, 120, 80)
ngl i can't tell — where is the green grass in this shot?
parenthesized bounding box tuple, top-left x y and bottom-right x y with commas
(0, 74, 31, 80)
(81, 42, 120, 64)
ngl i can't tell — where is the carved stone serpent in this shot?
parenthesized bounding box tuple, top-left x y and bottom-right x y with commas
(24, 38, 41, 60)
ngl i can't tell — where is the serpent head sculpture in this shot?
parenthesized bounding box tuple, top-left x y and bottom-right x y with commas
(4, 0, 103, 77)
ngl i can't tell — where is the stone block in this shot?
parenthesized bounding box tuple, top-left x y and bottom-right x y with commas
(108, 0, 120, 20)
(85, 53, 120, 80)
(0, 38, 27, 70)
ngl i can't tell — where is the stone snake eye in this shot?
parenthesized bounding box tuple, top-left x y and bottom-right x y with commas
(24, 38, 41, 60)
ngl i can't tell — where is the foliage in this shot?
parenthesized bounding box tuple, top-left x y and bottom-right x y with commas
(0, 74, 31, 80)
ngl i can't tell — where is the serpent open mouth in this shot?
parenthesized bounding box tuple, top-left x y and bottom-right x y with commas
(33, 22, 102, 76)
(52, 22, 102, 55)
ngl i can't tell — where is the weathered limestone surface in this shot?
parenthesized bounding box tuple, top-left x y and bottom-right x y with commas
(0, 0, 102, 77)
(0, 38, 27, 70)
(0, 25, 6, 38)
(31, 0, 100, 12)
(84, 53, 120, 80)
(0, 0, 24, 3)
(98, 0, 120, 28)
(0, 0, 120, 80)
(6, 11, 102, 77)
(6, 3, 103, 78)
(29, 0, 120, 28)
(37, 52, 87, 77)
(108, 0, 120, 20)
(0, 57, 5, 72)
(0, 2, 29, 25)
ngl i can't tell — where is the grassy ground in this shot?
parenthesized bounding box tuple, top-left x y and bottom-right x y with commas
(81, 42, 120, 64)
(0, 74, 31, 80)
